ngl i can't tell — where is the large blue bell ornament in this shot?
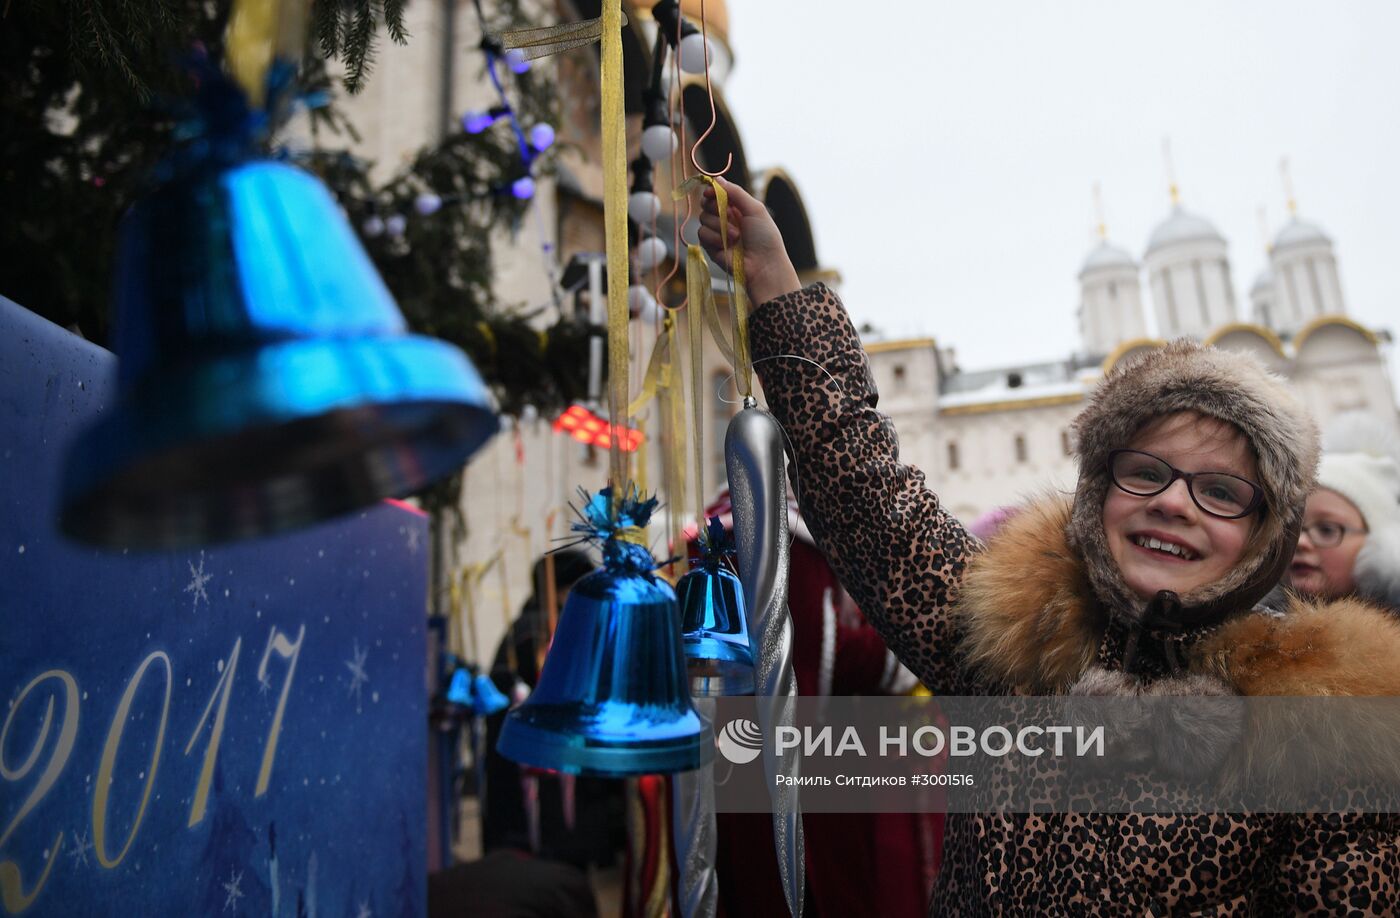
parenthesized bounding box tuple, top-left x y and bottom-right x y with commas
(677, 517, 755, 696)
(498, 488, 706, 776)
(60, 71, 497, 548)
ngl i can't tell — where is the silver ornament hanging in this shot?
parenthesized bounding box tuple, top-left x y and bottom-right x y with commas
(725, 399, 804, 918)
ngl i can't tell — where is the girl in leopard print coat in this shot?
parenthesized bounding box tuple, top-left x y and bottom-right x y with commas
(698, 179, 1400, 915)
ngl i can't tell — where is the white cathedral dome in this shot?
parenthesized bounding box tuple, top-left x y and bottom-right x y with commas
(1272, 217, 1330, 250)
(1079, 240, 1135, 275)
(1145, 206, 1225, 255)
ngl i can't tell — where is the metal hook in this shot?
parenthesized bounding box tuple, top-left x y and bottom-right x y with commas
(688, 0, 731, 178)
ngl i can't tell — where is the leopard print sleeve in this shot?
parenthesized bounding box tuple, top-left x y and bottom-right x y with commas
(748, 282, 981, 695)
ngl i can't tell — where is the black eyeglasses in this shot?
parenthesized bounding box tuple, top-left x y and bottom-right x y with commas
(1300, 521, 1367, 548)
(1107, 449, 1264, 520)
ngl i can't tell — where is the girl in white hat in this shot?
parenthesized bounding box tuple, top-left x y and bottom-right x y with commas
(1289, 422, 1400, 610)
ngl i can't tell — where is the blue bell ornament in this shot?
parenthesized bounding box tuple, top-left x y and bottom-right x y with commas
(497, 487, 705, 776)
(60, 71, 497, 548)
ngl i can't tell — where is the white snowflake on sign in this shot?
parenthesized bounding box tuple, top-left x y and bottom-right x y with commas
(257, 670, 273, 696)
(345, 640, 370, 713)
(67, 828, 93, 868)
(184, 552, 213, 612)
(403, 525, 421, 554)
(222, 868, 244, 911)
(356, 901, 373, 918)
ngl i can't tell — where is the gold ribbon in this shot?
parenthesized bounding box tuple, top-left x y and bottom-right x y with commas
(600, 0, 631, 503)
(674, 177, 751, 396)
(701, 274, 737, 367)
(500, 12, 629, 61)
(455, 552, 502, 664)
(634, 415, 649, 495)
(660, 314, 689, 577)
(504, 517, 533, 675)
(626, 329, 671, 419)
(708, 178, 753, 398)
(227, 0, 276, 105)
(477, 321, 497, 358)
(542, 539, 559, 669)
(226, 0, 307, 107)
(686, 245, 709, 526)
(615, 526, 648, 546)
(495, 541, 516, 671)
(447, 576, 465, 657)
(627, 316, 690, 577)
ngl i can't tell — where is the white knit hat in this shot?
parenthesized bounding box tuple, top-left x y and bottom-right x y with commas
(1317, 451, 1400, 532)
(1316, 418, 1400, 609)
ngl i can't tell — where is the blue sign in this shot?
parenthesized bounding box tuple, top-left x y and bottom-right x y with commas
(0, 298, 428, 917)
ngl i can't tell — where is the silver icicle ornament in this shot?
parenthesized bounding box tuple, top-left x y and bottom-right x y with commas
(725, 397, 805, 918)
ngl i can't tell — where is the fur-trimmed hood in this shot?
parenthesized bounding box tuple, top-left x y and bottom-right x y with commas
(1068, 339, 1319, 627)
(959, 497, 1400, 695)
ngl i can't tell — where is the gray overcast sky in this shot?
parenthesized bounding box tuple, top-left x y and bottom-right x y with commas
(723, 1, 1400, 373)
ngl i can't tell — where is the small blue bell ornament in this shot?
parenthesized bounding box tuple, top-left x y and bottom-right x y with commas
(469, 673, 510, 717)
(676, 517, 755, 696)
(497, 486, 705, 776)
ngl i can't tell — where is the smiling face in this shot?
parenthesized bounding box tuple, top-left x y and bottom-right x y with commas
(1287, 488, 1367, 600)
(1102, 411, 1260, 600)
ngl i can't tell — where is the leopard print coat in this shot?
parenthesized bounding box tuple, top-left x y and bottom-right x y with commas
(749, 283, 1400, 916)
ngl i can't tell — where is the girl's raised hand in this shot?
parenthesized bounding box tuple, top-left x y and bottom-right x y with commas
(697, 176, 802, 305)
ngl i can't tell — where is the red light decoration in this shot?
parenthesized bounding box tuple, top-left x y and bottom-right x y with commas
(552, 404, 644, 452)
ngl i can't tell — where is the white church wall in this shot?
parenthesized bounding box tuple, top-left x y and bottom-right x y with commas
(866, 341, 940, 417)
(1293, 323, 1399, 426)
(1205, 329, 1289, 374)
(926, 401, 1081, 520)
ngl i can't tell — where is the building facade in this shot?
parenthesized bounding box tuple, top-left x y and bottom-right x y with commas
(865, 199, 1398, 521)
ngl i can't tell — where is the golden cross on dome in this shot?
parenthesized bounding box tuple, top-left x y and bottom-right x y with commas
(1093, 181, 1107, 240)
(1162, 137, 1180, 206)
(1280, 156, 1298, 216)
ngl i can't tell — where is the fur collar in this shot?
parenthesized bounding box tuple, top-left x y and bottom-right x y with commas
(958, 497, 1400, 695)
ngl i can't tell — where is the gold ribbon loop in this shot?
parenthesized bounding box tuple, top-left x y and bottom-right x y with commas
(500, 12, 629, 60)
(704, 177, 753, 398)
(674, 180, 751, 396)
(702, 278, 737, 367)
(477, 320, 497, 357)
(686, 247, 708, 527)
(627, 328, 670, 418)
(226, 0, 308, 106)
(661, 314, 689, 577)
